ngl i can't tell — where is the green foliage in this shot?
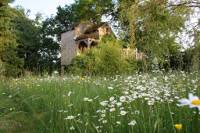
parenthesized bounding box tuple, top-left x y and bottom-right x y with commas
(13, 9, 41, 73)
(0, 0, 14, 6)
(35, 17, 60, 75)
(0, 72, 199, 132)
(69, 50, 96, 75)
(2, 48, 24, 77)
(192, 29, 200, 71)
(73, 0, 114, 23)
(94, 40, 128, 75)
(192, 45, 200, 71)
(0, 0, 199, 76)
(118, 0, 191, 71)
(0, 59, 4, 75)
(181, 28, 200, 72)
(0, 2, 24, 77)
(165, 43, 182, 70)
(55, 0, 114, 33)
(70, 36, 134, 75)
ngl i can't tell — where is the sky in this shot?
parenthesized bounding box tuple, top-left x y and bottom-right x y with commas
(11, 0, 75, 19)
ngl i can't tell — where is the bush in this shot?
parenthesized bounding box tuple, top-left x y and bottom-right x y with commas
(69, 36, 137, 75)
(69, 50, 97, 75)
(94, 42, 128, 75)
(192, 45, 200, 71)
(0, 60, 5, 76)
(1, 49, 24, 77)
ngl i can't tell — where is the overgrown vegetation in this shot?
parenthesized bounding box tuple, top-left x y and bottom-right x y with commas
(69, 36, 135, 75)
(0, 0, 199, 77)
(0, 72, 199, 133)
(0, 1, 200, 132)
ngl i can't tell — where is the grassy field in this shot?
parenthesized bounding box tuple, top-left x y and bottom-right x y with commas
(0, 71, 200, 133)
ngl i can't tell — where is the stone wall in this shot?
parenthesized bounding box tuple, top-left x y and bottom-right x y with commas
(61, 30, 77, 66)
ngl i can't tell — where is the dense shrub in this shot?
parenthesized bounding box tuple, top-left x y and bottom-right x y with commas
(94, 42, 128, 75)
(69, 36, 137, 75)
(1, 50, 24, 77)
(0, 60, 4, 76)
(69, 49, 97, 75)
(192, 45, 200, 71)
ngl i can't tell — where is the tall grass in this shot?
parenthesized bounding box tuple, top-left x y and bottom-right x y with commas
(0, 71, 199, 133)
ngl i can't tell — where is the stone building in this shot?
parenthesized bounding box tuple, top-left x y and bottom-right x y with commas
(61, 22, 113, 74)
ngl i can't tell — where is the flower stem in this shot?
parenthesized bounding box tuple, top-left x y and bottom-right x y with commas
(194, 108, 199, 133)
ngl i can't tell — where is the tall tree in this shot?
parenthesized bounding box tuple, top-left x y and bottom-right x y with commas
(14, 8, 41, 73)
(0, 0, 24, 77)
(192, 20, 200, 70)
(15, 10, 60, 75)
(55, 0, 114, 34)
(118, 0, 191, 69)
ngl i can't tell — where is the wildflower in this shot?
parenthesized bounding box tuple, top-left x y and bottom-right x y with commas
(111, 100, 117, 105)
(128, 120, 137, 126)
(120, 96, 126, 102)
(68, 104, 73, 107)
(100, 101, 108, 106)
(83, 97, 89, 101)
(85, 122, 89, 126)
(70, 126, 75, 130)
(192, 99, 200, 106)
(116, 102, 122, 107)
(174, 124, 182, 130)
(147, 100, 155, 106)
(134, 110, 140, 115)
(101, 110, 106, 113)
(120, 110, 127, 116)
(101, 114, 106, 118)
(178, 93, 200, 110)
(64, 115, 75, 120)
(109, 97, 115, 101)
(98, 118, 103, 122)
(96, 110, 101, 113)
(109, 108, 116, 112)
(68, 91, 72, 97)
(108, 86, 114, 90)
(83, 97, 93, 102)
(94, 96, 99, 99)
(102, 120, 107, 124)
(123, 91, 129, 95)
(116, 121, 121, 125)
(58, 110, 63, 113)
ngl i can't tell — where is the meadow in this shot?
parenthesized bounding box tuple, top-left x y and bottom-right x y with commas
(0, 71, 199, 133)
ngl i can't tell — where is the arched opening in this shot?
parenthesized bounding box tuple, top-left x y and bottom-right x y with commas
(78, 41, 88, 52)
(90, 41, 97, 48)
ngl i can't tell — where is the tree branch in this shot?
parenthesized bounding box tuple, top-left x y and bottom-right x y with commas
(168, 1, 200, 8)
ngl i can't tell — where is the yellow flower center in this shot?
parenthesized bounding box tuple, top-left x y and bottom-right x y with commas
(191, 99, 200, 106)
(174, 124, 182, 130)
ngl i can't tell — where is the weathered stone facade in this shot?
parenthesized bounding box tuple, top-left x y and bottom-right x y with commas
(61, 22, 113, 74)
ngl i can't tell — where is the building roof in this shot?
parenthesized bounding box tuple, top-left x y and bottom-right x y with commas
(74, 22, 110, 41)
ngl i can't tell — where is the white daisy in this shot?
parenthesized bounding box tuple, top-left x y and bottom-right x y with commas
(178, 93, 200, 110)
(128, 120, 137, 126)
(64, 115, 75, 120)
(120, 110, 128, 116)
(120, 96, 126, 103)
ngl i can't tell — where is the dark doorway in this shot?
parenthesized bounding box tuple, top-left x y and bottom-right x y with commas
(78, 41, 88, 52)
(91, 41, 98, 47)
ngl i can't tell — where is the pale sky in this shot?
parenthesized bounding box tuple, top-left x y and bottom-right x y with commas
(11, 0, 75, 19)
